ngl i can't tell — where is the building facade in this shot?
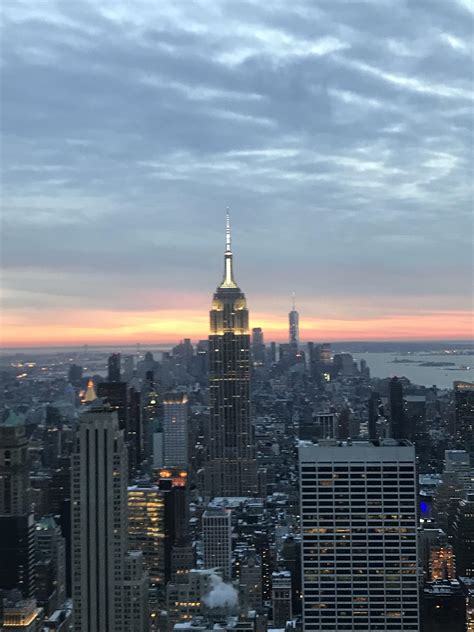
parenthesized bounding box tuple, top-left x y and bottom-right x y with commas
(71, 406, 128, 632)
(202, 507, 232, 580)
(163, 393, 189, 468)
(300, 439, 419, 631)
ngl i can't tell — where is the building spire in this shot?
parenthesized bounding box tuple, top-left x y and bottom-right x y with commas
(226, 208, 231, 253)
(291, 292, 296, 311)
(219, 208, 238, 289)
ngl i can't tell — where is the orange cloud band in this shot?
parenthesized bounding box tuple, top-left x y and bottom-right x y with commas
(1, 308, 472, 347)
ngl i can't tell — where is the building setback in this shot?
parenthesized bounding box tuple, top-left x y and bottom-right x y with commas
(207, 212, 257, 497)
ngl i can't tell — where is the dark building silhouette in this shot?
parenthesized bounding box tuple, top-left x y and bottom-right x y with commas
(157, 469, 191, 583)
(368, 391, 381, 441)
(389, 376, 407, 439)
(252, 327, 266, 366)
(107, 352, 121, 382)
(0, 412, 36, 599)
(68, 364, 83, 386)
(421, 580, 466, 632)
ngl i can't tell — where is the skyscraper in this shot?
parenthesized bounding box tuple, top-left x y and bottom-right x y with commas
(163, 393, 189, 468)
(128, 484, 165, 590)
(288, 294, 299, 346)
(0, 412, 36, 599)
(299, 439, 419, 631)
(71, 405, 128, 631)
(108, 352, 121, 382)
(389, 376, 408, 439)
(207, 212, 257, 497)
(454, 381, 474, 462)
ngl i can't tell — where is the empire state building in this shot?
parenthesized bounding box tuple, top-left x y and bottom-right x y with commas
(206, 213, 257, 497)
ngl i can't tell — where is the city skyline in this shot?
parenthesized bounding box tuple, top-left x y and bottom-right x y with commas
(1, 0, 473, 348)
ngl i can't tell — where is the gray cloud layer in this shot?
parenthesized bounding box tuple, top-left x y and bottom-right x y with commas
(1, 0, 473, 321)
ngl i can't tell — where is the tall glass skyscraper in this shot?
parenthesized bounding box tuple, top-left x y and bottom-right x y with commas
(206, 213, 257, 497)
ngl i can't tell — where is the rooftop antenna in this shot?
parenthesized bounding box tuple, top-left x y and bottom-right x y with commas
(225, 207, 231, 253)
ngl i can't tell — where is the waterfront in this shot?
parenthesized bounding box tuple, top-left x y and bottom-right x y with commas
(353, 352, 473, 389)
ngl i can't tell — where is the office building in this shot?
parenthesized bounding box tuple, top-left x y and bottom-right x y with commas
(128, 485, 165, 589)
(163, 393, 189, 468)
(251, 327, 266, 366)
(421, 580, 466, 632)
(207, 212, 257, 497)
(272, 571, 292, 627)
(0, 412, 36, 599)
(35, 516, 66, 615)
(452, 493, 474, 578)
(123, 551, 149, 632)
(71, 405, 127, 632)
(299, 439, 419, 631)
(108, 352, 121, 382)
(157, 469, 192, 583)
(238, 549, 262, 610)
(429, 544, 456, 581)
(389, 376, 408, 439)
(454, 381, 474, 461)
(202, 507, 232, 580)
(368, 391, 381, 441)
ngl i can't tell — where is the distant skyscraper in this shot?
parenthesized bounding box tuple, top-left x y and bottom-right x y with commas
(163, 393, 189, 468)
(288, 294, 299, 346)
(202, 506, 232, 580)
(251, 327, 265, 366)
(368, 391, 381, 441)
(207, 212, 257, 497)
(389, 376, 408, 439)
(299, 439, 419, 631)
(108, 352, 121, 382)
(0, 412, 36, 599)
(71, 405, 128, 631)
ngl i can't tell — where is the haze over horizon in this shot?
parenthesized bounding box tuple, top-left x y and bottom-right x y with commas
(1, 0, 473, 347)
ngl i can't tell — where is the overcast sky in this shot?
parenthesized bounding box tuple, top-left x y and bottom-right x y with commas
(1, 0, 473, 345)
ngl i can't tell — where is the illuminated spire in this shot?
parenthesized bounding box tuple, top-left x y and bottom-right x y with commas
(219, 208, 238, 289)
(84, 379, 97, 403)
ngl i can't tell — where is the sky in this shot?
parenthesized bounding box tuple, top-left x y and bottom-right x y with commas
(1, 0, 473, 347)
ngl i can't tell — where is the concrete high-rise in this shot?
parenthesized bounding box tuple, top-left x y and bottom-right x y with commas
(207, 212, 257, 497)
(299, 439, 419, 631)
(202, 506, 232, 580)
(163, 393, 189, 468)
(71, 405, 128, 632)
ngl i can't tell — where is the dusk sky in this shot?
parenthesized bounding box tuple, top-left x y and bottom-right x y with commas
(1, 0, 473, 347)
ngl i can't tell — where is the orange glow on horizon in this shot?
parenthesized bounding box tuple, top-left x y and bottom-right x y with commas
(1, 307, 472, 347)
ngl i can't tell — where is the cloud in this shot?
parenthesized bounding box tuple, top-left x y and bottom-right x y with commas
(1, 0, 472, 342)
